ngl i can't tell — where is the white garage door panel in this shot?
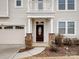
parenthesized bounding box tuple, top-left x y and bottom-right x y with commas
(0, 29, 25, 44)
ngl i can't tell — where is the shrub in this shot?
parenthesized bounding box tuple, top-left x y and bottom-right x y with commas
(63, 38, 73, 46)
(55, 34, 64, 46)
(72, 38, 79, 45)
(49, 40, 59, 52)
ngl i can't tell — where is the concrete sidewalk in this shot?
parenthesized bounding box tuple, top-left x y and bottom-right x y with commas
(0, 44, 45, 59)
(13, 47, 45, 59)
(0, 44, 24, 59)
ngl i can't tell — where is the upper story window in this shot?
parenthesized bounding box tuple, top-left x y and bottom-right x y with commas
(15, 0, 23, 7)
(16, 0, 21, 6)
(58, 0, 76, 10)
(59, 0, 65, 10)
(68, 0, 74, 10)
(38, 0, 43, 10)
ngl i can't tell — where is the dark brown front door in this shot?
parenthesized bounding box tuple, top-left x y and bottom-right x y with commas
(36, 25, 44, 42)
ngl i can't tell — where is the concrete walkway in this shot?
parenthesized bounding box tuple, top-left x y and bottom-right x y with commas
(0, 44, 24, 59)
(12, 47, 45, 59)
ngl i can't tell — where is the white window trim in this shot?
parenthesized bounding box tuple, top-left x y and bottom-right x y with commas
(57, 20, 76, 35)
(15, 0, 23, 8)
(57, 0, 77, 11)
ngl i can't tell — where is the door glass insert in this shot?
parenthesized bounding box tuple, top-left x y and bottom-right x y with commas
(38, 27, 42, 35)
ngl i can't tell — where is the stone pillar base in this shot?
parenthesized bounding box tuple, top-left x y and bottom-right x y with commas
(25, 33, 32, 48)
(18, 33, 33, 53)
(49, 33, 55, 42)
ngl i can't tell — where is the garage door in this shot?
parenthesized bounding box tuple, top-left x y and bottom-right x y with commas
(0, 25, 25, 44)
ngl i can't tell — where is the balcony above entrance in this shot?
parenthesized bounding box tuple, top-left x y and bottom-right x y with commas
(27, 0, 54, 11)
(26, 0, 55, 18)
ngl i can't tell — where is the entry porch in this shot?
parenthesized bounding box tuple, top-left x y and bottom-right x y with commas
(25, 17, 54, 46)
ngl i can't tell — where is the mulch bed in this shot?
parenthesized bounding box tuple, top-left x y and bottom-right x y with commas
(33, 45, 79, 57)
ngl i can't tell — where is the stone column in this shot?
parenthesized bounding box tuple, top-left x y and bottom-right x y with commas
(25, 18, 32, 48)
(49, 33, 55, 41)
(49, 18, 55, 41)
(19, 18, 33, 52)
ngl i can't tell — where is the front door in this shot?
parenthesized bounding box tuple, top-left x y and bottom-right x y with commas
(36, 25, 44, 42)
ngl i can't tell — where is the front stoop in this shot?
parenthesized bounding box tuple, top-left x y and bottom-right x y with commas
(24, 33, 55, 47)
(33, 42, 49, 47)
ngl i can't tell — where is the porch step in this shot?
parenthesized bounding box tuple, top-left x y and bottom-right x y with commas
(33, 42, 49, 47)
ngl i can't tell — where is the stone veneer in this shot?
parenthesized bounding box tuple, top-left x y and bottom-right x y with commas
(49, 33, 55, 42)
(18, 33, 33, 52)
(25, 33, 33, 48)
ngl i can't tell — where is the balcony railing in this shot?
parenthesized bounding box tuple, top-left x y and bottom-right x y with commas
(27, 0, 54, 12)
(29, 9, 53, 12)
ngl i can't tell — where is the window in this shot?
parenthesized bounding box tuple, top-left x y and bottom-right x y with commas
(58, 0, 65, 10)
(68, 0, 74, 10)
(68, 22, 75, 34)
(58, 21, 75, 34)
(58, 0, 75, 10)
(58, 22, 66, 34)
(4, 26, 13, 29)
(38, 0, 43, 10)
(16, 0, 21, 6)
(15, 26, 24, 29)
(16, 0, 23, 7)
